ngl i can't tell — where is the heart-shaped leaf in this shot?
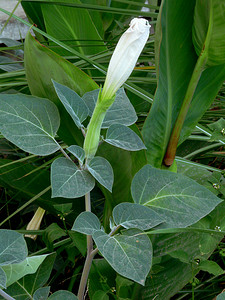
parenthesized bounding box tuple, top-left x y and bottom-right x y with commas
(67, 145, 85, 165)
(72, 212, 101, 235)
(0, 230, 27, 266)
(93, 228, 152, 285)
(33, 287, 50, 300)
(0, 94, 60, 155)
(48, 290, 78, 300)
(87, 157, 114, 192)
(82, 88, 137, 128)
(131, 165, 221, 227)
(52, 80, 88, 128)
(113, 203, 164, 230)
(51, 158, 95, 198)
(105, 124, 146, 151)
(2, 255, 48, 287)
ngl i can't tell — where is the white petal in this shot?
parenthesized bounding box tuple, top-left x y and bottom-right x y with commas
(101, 18, 150, 100)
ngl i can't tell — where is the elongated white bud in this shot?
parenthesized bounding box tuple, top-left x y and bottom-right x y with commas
(101, 18, 150, 100)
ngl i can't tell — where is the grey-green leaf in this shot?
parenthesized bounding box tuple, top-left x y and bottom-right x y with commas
(113, 203, 164, 230)
(0, 230, 27, 266)
(105, 124, 146, 151)
(52, 80, 88, 128)
(51, 157, 95, 198)
(67, 145, 85, 165)
(33, 287, 50, 300)
(93, 228, 152, 285)
(82, 88, 137, 128)
(2, 255, 48, 287)
(0, 94, 60, 155)
(48, 290, 78, 299)
(87, 157, 114, 192)
(0, 267, 6, 289)
(72, 212, 101, 235)
(131, 165, 221, 227)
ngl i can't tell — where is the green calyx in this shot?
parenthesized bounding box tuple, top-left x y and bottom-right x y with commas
(83, 91, 115, 160)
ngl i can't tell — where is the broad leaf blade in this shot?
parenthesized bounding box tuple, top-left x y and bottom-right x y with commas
(48, 290, 78, 300)
(105, 124, 146, 151)
(33, 287, 50, 300)
(0, 230, 27, 266)
(24, 32, 98, 146)
(67, 145, 85, 165)
(72, 211, 101, 235)
(4, 253, 56, 299)
(87, 157, 114, 192)
(52, 80, 88, 128)
(131, 165, 221, 227)
(51, 157, 95, 198)
(93, 228, 152, 285)
(2, 255, 48, 287)
(0, 94, 60, 156)
(82, 88, 137, 128)
(113, 203, 163, 230)
(192, 0, 225, 66)
(41, 0, 106, 56)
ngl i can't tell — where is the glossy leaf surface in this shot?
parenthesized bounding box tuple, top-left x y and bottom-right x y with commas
(192, 0, 225, 66)
(24, 32, 98, 145)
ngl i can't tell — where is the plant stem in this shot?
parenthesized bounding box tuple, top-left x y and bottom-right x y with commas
(77, 192, 97, 300)
(0, 289, 15, 300)
(163, 50, 207, 166)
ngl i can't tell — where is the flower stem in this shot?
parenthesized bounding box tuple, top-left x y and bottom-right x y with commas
(163, 49, 207, 166)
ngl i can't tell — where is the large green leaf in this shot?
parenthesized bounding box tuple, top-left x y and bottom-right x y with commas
(82, 88, 137, 128)
(93, 228, 152, 285)
(24, 32, 98, 146)
(52, 80, 89, 129)
(131, 165, 221, 227)
(105, 124, 146, 151)
(51, 157, 95, 198)
(142, 0, 225, 167)
(48, 290, 78, 300)
(0, 94, 60, 156)
(33, 287, 50, 300)
(72, 211, 101, 236)
(41, 0, 106, 56)
(4, 253, 56, 299)
(192, 0, 225, 66)
(87, 157, 114, 192)
(0, 230, 27, 266)
(2, 255, 48, 287)
(113, 203, 163, 231)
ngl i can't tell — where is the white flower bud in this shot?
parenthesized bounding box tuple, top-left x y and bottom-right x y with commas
(101, 18, 150, 100)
